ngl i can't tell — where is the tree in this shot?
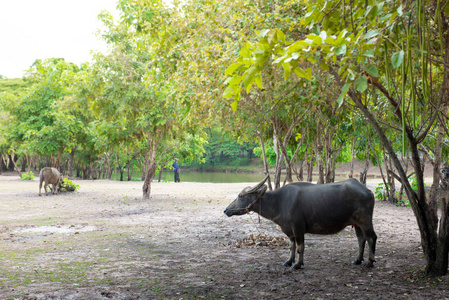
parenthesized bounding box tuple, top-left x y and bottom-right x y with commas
(4, 58, 81, 172)
(93, 1, 204, 198)
(224, 0, 449, 276)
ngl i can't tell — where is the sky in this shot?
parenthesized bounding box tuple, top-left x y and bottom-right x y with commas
(0, 0, 120, 78)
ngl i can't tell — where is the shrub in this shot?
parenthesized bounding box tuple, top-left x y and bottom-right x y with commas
(61, 179, 79, 192)
(409, 174, 424, 191)
(21, 171, 35, 180)
(375, 182, 387, 200)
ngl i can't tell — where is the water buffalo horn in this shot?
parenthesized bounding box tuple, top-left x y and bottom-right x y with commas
(243, 174, 269, 194)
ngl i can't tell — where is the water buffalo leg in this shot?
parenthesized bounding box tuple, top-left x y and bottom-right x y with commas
(44, 182, 50, 196)
(352, 226, 366, 265)
(51, 183, 58, 194)
(292, 235, 305, 269)
(283, 237, 296, 267)
(364, 227, 377, 268)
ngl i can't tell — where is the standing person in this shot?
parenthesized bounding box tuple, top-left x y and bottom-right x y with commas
(173, 158, 180, 182)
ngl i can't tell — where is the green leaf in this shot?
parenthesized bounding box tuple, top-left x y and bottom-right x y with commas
(363, 29, 378, 40)
(391, 50, 404, 69)
(337, 83, 352, 107)
(347, 69, 356, 80)
(355, 76, 368, 92)
(294, 67, 312, 80)
(225, 63, 242, 76)
(320, 62, 330, 71)
(273, 55, 287, 64)
(231, 101, 238, 112)
(255, 75, 263, 89)
(223, 85, 235, 99)
(363, 49, 375, 58)
(306, 34, 323, 46)
(239, 47, 251, 59)
(276, 29, 286, 43)
(224, 75, 242, 87)
(335, 44, 347, 55)
(283, 62, 292, 80)
(244, 66, 257, 81)
(335, 29, 348, 44)
(267, 30, 277, 44)
(259, 29, 270, 38)
(319, 31, 327, 41)
(325, 36, 336, 45)
(363, 65, 379, 77)
(284, 52, 299, 63)
(397, 4, 403, 16)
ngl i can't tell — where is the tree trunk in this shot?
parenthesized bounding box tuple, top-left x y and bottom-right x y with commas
(127, 165, 134, 181)
(360, 140, 370, 185)
(314, 131, 324, 185)
(306, 146, 314, 182)
(382, 150, 396, 203)
(347, 86, 444, 276)
(142, 142, 159, 199)
(7, 154, 15, 171)
(106, 152, 112, 180)
(142, 161, 157, 199)
(256, 131, 273, 191)
(427, 105, 448, 274)
(158, 168, 163, 182)
(324, 131, 332, 183)
(279, 118, 303, 185)
(283, 157, 294, 185)
(327, 147, 341, 183)
(119, 167, 124, 181)
(53, 150, 62, 170)
(291, 127, 305, 182)
(90, 156, 97, 180)
(272, 132, 283, 189)
(68, 150, 75, 178)
(349, 137, 356, 179)
(298, 161, 304, 181)
(9, 151, 21, 177)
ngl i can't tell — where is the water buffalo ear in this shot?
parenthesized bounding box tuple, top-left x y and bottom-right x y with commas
(258, 185, 267, 196)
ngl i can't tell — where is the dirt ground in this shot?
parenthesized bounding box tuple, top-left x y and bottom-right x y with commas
(0, 171, 449, 300)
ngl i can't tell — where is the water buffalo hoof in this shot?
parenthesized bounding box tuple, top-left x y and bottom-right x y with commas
(291, 263, 303, 270)
(351, 259, 363, 265)
(283, 261, 293, 267)
(363, 261, 375, 268)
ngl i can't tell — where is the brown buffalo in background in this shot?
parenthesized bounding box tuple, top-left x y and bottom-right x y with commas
(39, 167, 63, 196)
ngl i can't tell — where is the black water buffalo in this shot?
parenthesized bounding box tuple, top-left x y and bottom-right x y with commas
(39, 167, 63, 196)
(224, 176, 377, 269)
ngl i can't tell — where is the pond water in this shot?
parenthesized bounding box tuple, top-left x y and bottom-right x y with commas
(158, 170, 347, 183)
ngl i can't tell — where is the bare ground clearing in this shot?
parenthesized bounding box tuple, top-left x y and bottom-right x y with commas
(0, 174, 448, 299)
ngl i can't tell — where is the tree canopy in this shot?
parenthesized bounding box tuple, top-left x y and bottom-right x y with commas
(1, 0, 449, 276)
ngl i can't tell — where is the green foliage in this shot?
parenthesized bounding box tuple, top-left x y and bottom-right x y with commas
(60, 179, 79, 192)
(395, 197, 410, 208)
(3, 58, 81, 161)
(254, 145, 285, 167)
(374, 182, 386, 201)
(409, 174, 426, 192)
(375, 181, 411, 207)
(185, 127, 255, 169)
(0, 78, 29, 94)
(21, 171, 35, 180)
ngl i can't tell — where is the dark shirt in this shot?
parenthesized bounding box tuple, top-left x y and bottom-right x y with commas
(173, 161, 180, 172)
